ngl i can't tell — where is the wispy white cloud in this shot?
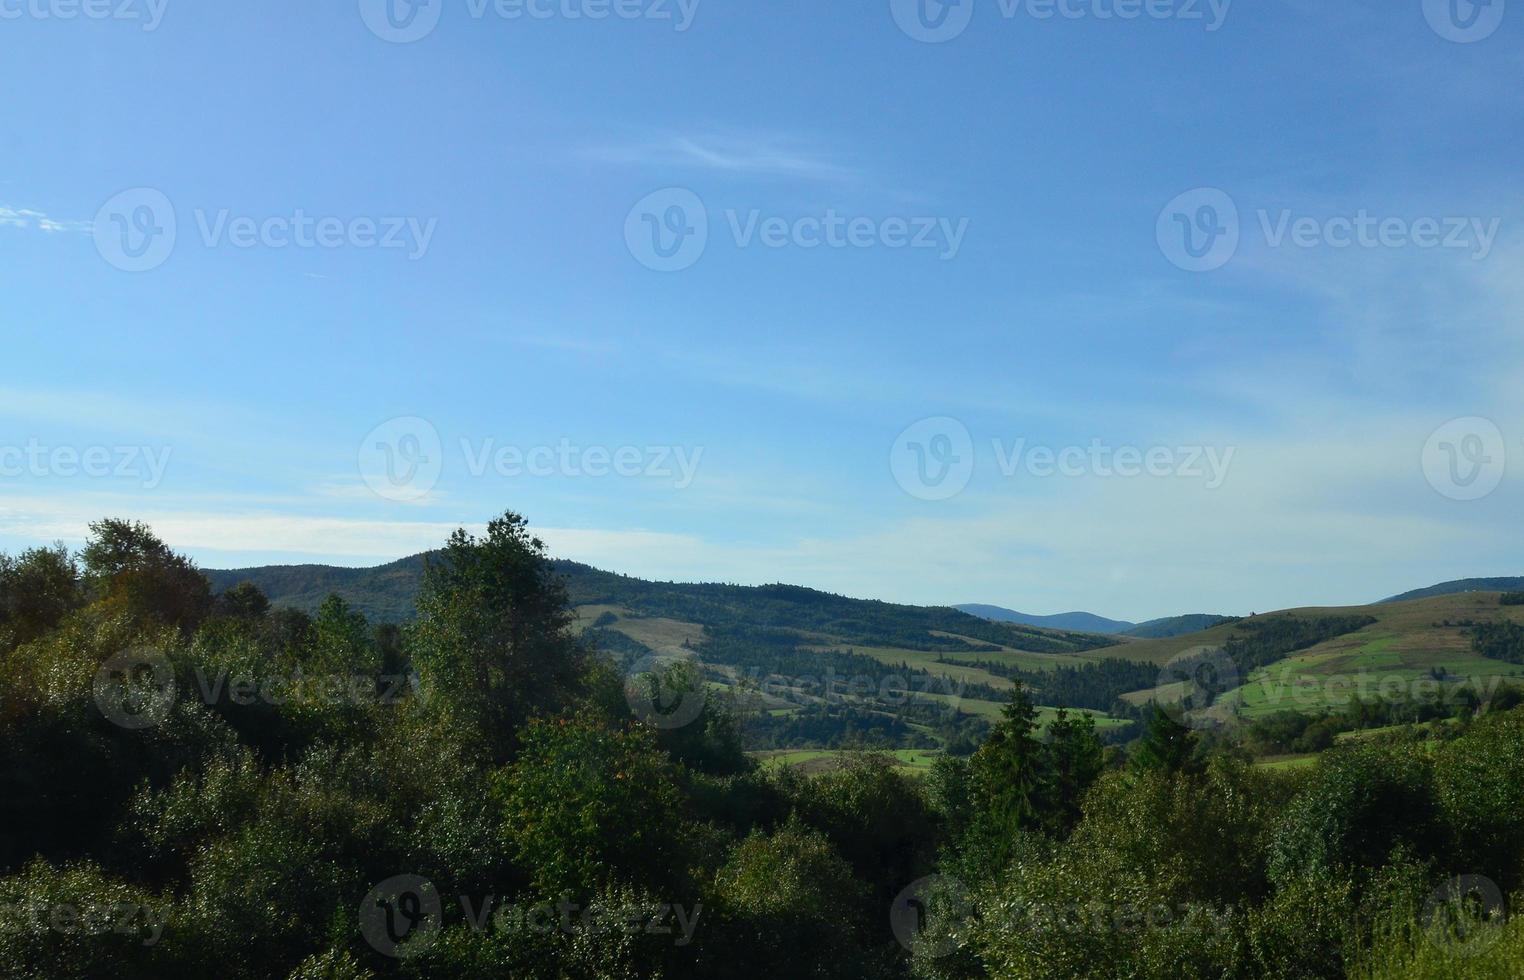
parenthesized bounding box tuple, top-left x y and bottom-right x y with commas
(0, 205, 90, 234)
(589, 131, 860, 183)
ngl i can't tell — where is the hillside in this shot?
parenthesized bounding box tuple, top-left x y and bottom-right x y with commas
(208, 557, 1524, 745)
(208, 555, 1125, 752)
(206, 554, 433, 622)
(1381, 576, 1524, 604)
(1122, 613, 1233, 639)
(1110, 591, 1524, 723)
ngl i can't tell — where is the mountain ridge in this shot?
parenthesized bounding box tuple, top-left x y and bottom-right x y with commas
(1381, 577, 1524, 604)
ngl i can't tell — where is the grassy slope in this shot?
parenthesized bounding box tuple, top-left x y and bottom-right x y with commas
(577, 602, 1123, 717)
(1113, 592, 1524, 719)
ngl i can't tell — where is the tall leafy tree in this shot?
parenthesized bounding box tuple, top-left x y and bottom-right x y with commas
(406, 512, 587, 761)
(78, 518, 210, 630)
(218, 581, 270, 619)
(310, 594, 375, 676)
(0, 543, 79, 651)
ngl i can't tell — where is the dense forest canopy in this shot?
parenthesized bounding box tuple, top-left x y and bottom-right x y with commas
(2, 514, 1523, 978)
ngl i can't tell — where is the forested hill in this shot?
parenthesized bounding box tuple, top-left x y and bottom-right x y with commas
(206, 555, 1117, 657)
(1381, 576, 1524, 604)
(204, 554, 434, 622)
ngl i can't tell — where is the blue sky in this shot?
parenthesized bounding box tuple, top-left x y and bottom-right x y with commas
(2, 0, 1521, 621)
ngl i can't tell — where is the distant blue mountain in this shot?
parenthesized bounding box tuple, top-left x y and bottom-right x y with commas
(957, 605, 1232, 639)
(955, 604, 1136, 635)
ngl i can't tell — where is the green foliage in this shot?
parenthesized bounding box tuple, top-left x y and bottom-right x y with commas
(10, 521, 1524, 979)
(79, 519, 211, 631)
(1353, 886, 1524, 979)
(1266, 740, 1441, 886)
(707, 818, 880, 979)
(1468, 619, 1524, 664)
(1220, 613, 1378, 674)
(1431, 711, 1524, 892)
(401, 884, 688, 980)
(1131, 706, 1201, 775)
(1043, 708, 1105, 835)
(964, 685, 1045, 865)
(217, 581, 271, 619)
(311, 594, 380, 677)
(406, 513, 587, 762)
(0, 860, 172, 980)
(778, 753, 940, 927)
(288, 948, 378, 979)
(624, 659, 752, 776)
(0, 543, 80, 652)
(493, 716, 710, 898)
(951, 656, 1159, 713)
